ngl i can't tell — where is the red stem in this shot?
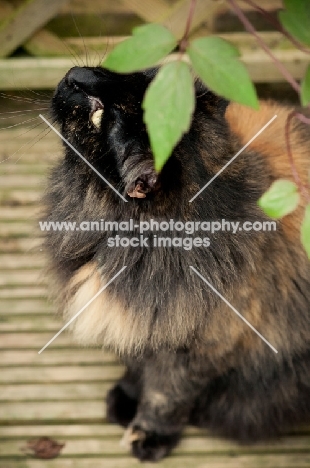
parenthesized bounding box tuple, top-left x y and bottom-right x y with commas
(240, 0, 310, 55)
(228, 0, 310, 202)
(179, 0, 197, 52)
(227, 0, 301, 94)
(285, 111, 310, 203)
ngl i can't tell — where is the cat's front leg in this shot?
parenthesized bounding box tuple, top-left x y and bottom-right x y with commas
(106, 363, 142, 428)
(122, 350, 203, 462)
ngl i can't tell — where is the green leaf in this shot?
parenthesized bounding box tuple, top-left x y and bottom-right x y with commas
(301, 204, 310, 259)
(103, 24, 177, 73)
(187, 36, 259, 109)
(301, 65, 310, 107)
(143, 61, 195, 172)
(258, 179, 300, 218)
(279, 0, 310, 47)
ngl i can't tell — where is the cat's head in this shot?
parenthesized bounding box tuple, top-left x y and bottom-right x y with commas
(52, 66, 228, 201)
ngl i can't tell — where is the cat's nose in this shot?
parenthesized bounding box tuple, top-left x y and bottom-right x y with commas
(65, 67, 98, 89)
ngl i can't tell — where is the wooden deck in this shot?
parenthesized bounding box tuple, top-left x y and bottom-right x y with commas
(1, 101, 310, 467)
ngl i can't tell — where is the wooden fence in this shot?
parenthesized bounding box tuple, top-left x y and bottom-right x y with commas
(0, 0, 308, 89)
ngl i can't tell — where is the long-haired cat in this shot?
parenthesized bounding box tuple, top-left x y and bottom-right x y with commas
(42, 65, 310, 461)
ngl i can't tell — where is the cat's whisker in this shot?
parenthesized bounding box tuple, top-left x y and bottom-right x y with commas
(96, 17, 112, 67)
(14, 125, 54, 164)
(71, 14, 88, 67)
(0, 92, 50, 104)
(98, 37, 111, 67)
(0, 108, 49, 115)
(17, 90, 51, 104)
(0, 117, 41, 130)
(22, 89, 51, 100)
(48, 32, 82, 67)
(0, 119, 47, 164)
(0, 109, 49, 120)
(0, 114, 38, 121)
(63, 41, 83, 67)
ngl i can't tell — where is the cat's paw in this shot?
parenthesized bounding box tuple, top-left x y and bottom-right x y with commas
(106, 384, 138, 428)
(121, 425, 180, 462)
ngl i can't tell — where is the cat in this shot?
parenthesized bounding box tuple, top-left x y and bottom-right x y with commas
(42, 65, 310, 461)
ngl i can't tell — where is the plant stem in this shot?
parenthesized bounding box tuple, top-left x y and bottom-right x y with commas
(228, 0, 310, 202)
(285, 111, 310, 203)
(240, 0, 310, 55)
(227, 0, 301, 94)
(179, 0, 197, 52)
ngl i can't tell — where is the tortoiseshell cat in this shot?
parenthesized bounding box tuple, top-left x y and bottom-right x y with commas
(43, 65, 310, 461)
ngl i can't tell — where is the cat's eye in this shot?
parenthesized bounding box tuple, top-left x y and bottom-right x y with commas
(90, 109, 104, 129)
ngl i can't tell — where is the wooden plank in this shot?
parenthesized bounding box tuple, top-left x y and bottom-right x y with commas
(241, 48, 309, 83)
(0, 332, 76, 349)
(46, 11, 143, 38)
(0, 152, 58, 165)
(0, 271, 45, 288)
(0, 57, 76, 89)
(0, 164, 48, 175)
(0, 315, 59, 332)
(1, 435, 310, 457)
(0, 365, 123, 383)
(24, 29, 71, 57)
(0, 331, 81, 350)
(0, 128, 56, 144)
(0, 299, 51, 314)
(194, 30, 292, 50)
(60, 0, 284, 15)
(120, 0, 224, 38)
(0, 223, 39, 238)
(2, 454, 310, 468)
(0, 174, 43, 188)
(0, 424, 212, 438)
(0, 190, 40, 205)
(0, 0, 69, 58)
(120, 0, 169, 23)
(25, 27, 296, 66)
(0, 423, 124, 438)
(0, 287, 45, 298)
(61, 0, 129, 15)
(0, 382, 111, 401)
(0, 400, 108, 422)
(0, 0, 14, 20)
(4, 423, 308, 439)
(0, 254, 44, 269)
(235, 0, 283, 11)
(120, 0, 237, 38)
(0, 208, 42, 221)
(66, 35, 129, 56)
(0, 38, 309, 89)
(0, 154, 58, 167)
(162, 0, 225, 39)
(0, 130, 60, 163)
(0, 349, 116, 366)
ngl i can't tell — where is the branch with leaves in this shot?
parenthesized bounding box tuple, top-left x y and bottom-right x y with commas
(103, 0, 310, 257)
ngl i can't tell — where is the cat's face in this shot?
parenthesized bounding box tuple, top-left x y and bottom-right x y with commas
(51, 66, 228, 200)
(52, 66, 160, 198)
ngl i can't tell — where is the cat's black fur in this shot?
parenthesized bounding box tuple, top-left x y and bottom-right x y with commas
(43, 66, 310, 461)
